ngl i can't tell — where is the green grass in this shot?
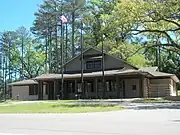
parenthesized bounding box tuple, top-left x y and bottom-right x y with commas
(0, 102, 123, 113)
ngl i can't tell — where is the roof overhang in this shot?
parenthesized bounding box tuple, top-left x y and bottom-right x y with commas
(8, 79, 38, 86)
(35, 69, 152, 81)
(171, 75, 180, 83)
(147, 72, 180, 83)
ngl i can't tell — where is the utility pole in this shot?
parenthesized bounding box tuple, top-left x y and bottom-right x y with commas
(102, 34, 105, 98)
(21, 36, 24, 80)
(8, 40, 10, 82)
(5, 56, 7, 101)
(2, 54, 5, 100)
(8, 39, 11, 99)
(55, 1, 59, 73)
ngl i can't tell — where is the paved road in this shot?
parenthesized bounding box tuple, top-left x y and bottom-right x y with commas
(0, 109, 180, 135)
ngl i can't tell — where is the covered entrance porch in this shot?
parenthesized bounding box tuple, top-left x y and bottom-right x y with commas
(36, 73, 146, 100)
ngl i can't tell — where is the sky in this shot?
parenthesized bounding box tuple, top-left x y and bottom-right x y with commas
(0, 0, 43, 32)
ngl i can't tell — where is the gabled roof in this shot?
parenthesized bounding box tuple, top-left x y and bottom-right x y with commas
(8, 79, 38, 86)
(62, 47, 138, 70)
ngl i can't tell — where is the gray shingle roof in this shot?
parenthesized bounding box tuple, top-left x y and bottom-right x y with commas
(9, 68, 179, 86)
(148, 71, 179, 83)
(139, 67, 158, 72)
(149, 71, 173, 77)
(34, 69, 150, 81)
(8, 79, 38, 86)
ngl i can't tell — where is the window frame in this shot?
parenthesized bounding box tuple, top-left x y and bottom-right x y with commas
(132, 84, 137, 91)
(86, 60, 102, 70)
(29, 85, 38, 95)
(67, 81, 75, 93)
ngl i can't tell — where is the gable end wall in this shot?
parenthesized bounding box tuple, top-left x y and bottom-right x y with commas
(65, 49, 135, 72)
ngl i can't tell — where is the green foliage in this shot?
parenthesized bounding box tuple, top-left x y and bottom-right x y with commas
(102, 0, 179, 74)
(106, 0, 179, 48)
(0, 27, 45, 81)
(127, 54, 150, 68)
(103, 41, 151, 67)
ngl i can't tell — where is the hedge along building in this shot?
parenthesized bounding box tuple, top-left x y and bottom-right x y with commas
(8, 48, 179, 100)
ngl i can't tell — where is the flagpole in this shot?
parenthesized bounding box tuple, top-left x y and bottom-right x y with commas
(61, 22, 64, 100)
(65, 23, 68, 62)
(80, 20, 84, 99)
(60, 15, 68, 100)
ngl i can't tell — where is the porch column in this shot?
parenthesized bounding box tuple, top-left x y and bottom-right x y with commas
(116, 76, 120, 98)
(64, 81, 68, 100)
(93, 79, 98, 99)
(38, 81, 43, 100)
(84, 81, 87, 99)
(139, 75, 144, 98)
(54, 80, 58, 100)
(75, 79, 77, 99)
(46, 83, 49, 100)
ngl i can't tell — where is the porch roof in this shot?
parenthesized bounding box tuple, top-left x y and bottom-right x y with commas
(148, 71, 179, 83)
(34, 69, 179, 83)
(34, 69, 150, 81)
(139, 67, 179, 83)
(8, 79, 38, 86)
(9, 69, 179, 85)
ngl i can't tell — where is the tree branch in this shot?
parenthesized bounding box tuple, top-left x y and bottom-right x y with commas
(162, 18, 180, 28)
(132, 29, 180, 50)
(126, 43, 180, 60)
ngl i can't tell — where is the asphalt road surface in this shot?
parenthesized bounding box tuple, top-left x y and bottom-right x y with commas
(0, 109, 180, 135)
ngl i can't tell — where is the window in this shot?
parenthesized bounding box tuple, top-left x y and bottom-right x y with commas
(111, 81, 116, 92)
(86, 60, 101, 70)
(106, 81, 110, 92)
(132, 85, 136, 91)
(68, 82, 75, 93)
(87, 82, 94, 92)
(78, 83, 82, 92)
(45, 84, 49, 95)
(97, 82, 103, 92)
(29, 85, 38, 95)
(106, 80, 116, 92)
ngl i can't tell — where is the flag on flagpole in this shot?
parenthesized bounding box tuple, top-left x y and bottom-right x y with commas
(61, 15, 68, 24)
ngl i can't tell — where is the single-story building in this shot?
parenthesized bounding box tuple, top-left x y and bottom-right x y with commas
(8, 47, 179, 100)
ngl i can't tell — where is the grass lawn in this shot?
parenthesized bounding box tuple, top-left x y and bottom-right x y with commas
(0, 102, 123, 113)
